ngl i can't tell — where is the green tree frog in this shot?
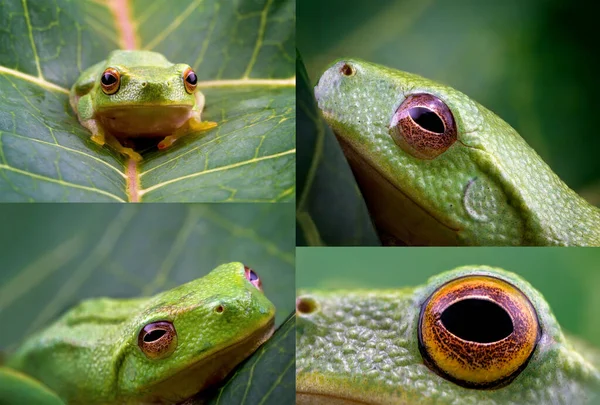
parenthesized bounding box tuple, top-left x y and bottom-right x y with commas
(296, 266, 600, 404)
(0, 262, 275, 405)
(70, 50, 217, 162)
(315, 59, 600, 246)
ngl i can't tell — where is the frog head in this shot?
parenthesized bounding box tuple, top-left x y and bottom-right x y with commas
(296, 266, 600, 404)
(314, 59, 570, 245)
(94, 50, 197, 108)
(92, 50, 201, 137)
(117, 262, 276, 403)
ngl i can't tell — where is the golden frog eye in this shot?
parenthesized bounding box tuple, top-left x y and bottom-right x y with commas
(389, 93, 457, 159)
(418, 275, 540, 389)
(100, 68, 120, 95)
(138, 321, 178, 360)
(183, 67, 198, 94)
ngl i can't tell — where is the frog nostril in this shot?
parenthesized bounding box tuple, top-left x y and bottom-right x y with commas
(296, 296, 319, 315)
(141, 82, 147, 87)
(214, 305, 225, 314)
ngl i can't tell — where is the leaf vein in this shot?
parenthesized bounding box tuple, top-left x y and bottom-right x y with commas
(242, 0, 273, 78)
(21, 0, 42, 78)
(139, 149, 295, 195)
(0, 164, 125, 202)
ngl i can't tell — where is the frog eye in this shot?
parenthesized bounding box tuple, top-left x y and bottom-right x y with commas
(138, 321, 178, 360)
(244, 265, 262, 291)
(418, 275, 540, 389)
(183, 67, 198, 94)
(389, 93, 457, 159)
(100, 68, 120, 95)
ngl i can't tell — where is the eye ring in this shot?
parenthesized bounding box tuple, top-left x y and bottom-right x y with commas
(244, 265, 262, 291)
(138, 321, 178, 360)
(183, 67, 198, 94)
(100, 68, 120, 95)
(418, 275, 540, 389)
(389, 93, 457, 159)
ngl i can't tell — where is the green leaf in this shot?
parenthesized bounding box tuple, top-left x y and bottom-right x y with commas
(296, 51, 379, 246)
(197, 313, 295, 405)
(0, 0, 295, 202)
(0, 204, 295, 348)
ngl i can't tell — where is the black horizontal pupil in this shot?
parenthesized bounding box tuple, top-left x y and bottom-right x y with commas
(186, 72, 197, 85)
(409, 107, 445, 134)
(249, 270, 258, 281)
(144, 329, 166, 342)
(101, 73, 117, 85)
(441, 299, 513, 343)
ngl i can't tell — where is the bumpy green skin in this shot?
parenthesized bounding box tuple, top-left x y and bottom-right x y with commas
(296, 266, 600, 404)
(70, 50, 199, 122)
(315, 59, 600, 246)
(4, 262, 275, 405)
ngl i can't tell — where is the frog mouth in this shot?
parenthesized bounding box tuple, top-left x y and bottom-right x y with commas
(96, 105, 196, 137)
(297, 391, 375, 404)
(140, 316, 275, 405)
(297, 372, 402, 405)
(98, 103, 194, 109)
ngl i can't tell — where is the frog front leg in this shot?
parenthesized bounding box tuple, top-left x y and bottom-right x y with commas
(76, 95, 142, 162)
(157, 91, 218, 150)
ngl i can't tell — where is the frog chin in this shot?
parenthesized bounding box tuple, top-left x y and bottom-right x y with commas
(141, 316, 275, 405)
(95, 104, 195, 137)
(334, 133, 461, 246)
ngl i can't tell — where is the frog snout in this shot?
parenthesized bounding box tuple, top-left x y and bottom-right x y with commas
(140, 81, 167, 90)
(314, 66, 341, 106)
(314, 82, 323, 103)
(137, 81, 175, 99)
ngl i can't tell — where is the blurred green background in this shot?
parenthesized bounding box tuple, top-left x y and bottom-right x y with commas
(298, 0, 600, 196)
(297, 247, 600, 345)
(0, 204, 295, 350)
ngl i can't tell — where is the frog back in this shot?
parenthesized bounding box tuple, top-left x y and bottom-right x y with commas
(7, 297, 147, 405)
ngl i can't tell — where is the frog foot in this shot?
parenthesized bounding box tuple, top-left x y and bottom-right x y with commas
(90, 133, 105, 146)
(157, 121, 218, 150)
(81, 119, 106, 146)
(121, 148, 143, 162)
(190, 120, 218, 132)
(105, 134, 143, 162)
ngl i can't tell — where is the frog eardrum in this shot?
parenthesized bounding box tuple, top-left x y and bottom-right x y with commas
(418, 275, 540, 389)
